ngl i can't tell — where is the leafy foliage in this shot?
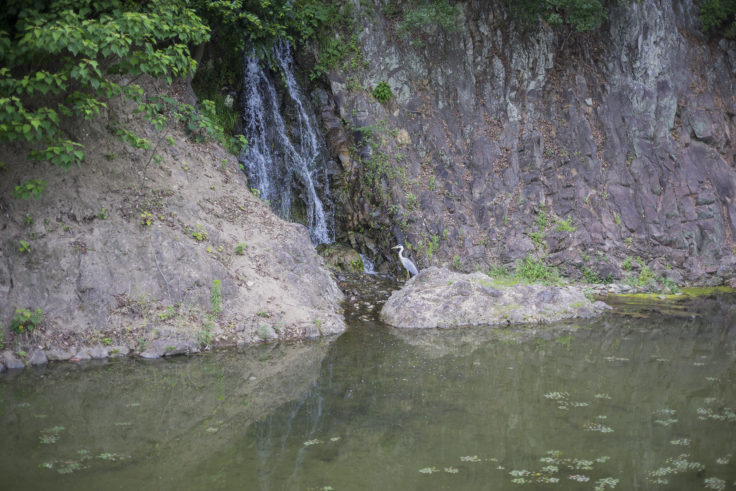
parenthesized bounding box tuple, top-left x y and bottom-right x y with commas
(506, 0, 607, 32)
(516, 255, 561, 284)
(700, 0, 736, 39)
(0, 0, 210, 194)
(10, 307, 44, 333)
(397, 0, 460, 34)
(193, 0, 336, 62)
(13, 178, 47, 199)
(373, 82, 393, 103)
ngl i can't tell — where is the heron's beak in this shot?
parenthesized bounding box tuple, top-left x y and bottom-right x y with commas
(391, 246, 399, 249)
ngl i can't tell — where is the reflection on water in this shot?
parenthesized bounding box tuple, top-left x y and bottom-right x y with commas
(1, 293, 735, 490)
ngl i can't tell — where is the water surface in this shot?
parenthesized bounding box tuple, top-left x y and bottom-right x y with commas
(1, 291, 735, 490)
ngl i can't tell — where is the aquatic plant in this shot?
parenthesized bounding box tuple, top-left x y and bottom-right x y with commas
(697, 407, 736, 422)
(594, 477, 619, 490)
(444, 467, 459, 474)
(647, 453, 705, 484)
(460, 455, 482, 462)
(303, 439, 321, 446)
(39, 425, 65, 445)
(584, 422, 614, 433)
(669, 438, 690, 446)
(418, 466, 439, 474)
(97, 453, 129, 462)
(704, 477, 726, 490)
(654, 418, 678, 427)
(569, 474, 590, 482)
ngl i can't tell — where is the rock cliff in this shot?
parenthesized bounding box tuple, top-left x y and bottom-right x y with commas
(316, 0, 736, 285)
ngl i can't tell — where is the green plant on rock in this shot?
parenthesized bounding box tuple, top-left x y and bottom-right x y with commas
(373, 81, 393, 103)
(198, 316, 215, 347)
(397, 0, 460, 35)
(425, 234, 439, 260)
(13, 179, 47, 199)
(10, 307, 43, 334)
(140, 211, 153, 227)
(516, 255, 560, 284)
(256, 324, 270, 340)
(18, 239, 31, 253)
(556, 217, 576, 232)
(190, 224, 208, 241)
(506, 0, 607, 33)
(210, 279, 222, 314)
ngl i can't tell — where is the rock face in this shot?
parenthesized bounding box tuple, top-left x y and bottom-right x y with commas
(316, 0, 736, 285)
(380, 267, 609, 328)
(0, 80, 345, 359)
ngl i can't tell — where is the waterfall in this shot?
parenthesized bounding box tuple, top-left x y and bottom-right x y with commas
(359, 253, 377, 274)
(240, 41, 334, 244)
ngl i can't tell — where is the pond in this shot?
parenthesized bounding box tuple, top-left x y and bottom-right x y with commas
(1, 282, 735, 490)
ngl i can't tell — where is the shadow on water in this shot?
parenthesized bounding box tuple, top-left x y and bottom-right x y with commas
(1, 280, 735, 490)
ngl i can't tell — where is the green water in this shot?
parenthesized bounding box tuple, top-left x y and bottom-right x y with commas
(1, 292, 735, 490)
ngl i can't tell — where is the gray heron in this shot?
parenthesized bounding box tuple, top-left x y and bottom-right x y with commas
(392, 245, 419, 280)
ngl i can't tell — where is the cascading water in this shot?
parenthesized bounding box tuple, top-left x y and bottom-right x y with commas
(240, 41, 334, 245)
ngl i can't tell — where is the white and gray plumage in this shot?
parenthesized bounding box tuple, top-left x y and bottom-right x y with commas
(392, 245, 419, 279)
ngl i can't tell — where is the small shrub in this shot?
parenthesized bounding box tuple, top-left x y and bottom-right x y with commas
(210, 279, 222, 314)
(18, 240, 31, 253)
(556, 217, 576, 232)
(140, 211, 153, 227)
(14, 179, 47, 199)
(536, 206, 548, 231)
(516, 256, 560, 284)
(190, 225, 208, 241)
(398, 0, 460, 34)
(234, 243, 247, 255)
(10, 308, 43, 334)
(256, 324, 271, 340)
(198, 317, 215, 347)
(373, 81, 393, 103)
(97, 207, 108, 220)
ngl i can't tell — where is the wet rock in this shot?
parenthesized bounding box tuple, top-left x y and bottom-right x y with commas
(319, 244, 364, 273)
(158, 339, 200, 357)
(109, 346, 130, 358)
(88, 344, 109, 359)
(1, 351, 25, 370)
(28, 349, 48, 366)
(72, 349, 92, 361)
(380, 267, 610, 329)
(45, 348, 73, 361)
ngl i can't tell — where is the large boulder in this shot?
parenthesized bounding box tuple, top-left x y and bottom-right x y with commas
(380, 267, 610, 329)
